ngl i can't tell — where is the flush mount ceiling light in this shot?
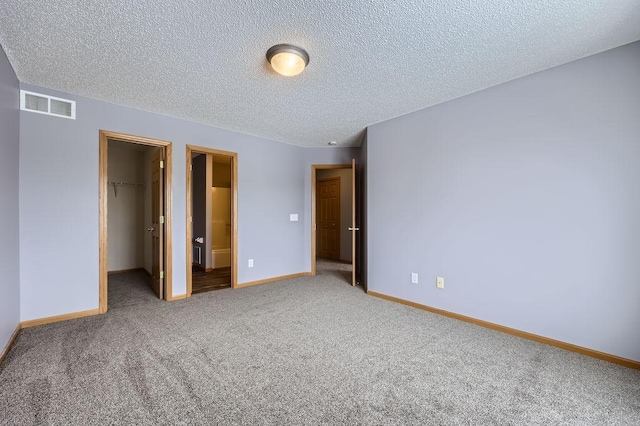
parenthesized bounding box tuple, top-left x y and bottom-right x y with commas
(266, 44, 310, 77)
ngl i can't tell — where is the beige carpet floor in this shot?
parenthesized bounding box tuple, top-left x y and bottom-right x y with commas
(1, 261, 638, 425)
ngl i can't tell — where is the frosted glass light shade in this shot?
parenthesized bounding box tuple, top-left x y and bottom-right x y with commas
(266, 44, 309, 77)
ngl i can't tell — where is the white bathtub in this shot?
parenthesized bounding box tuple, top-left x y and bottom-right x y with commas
(211, 248, 231, 269)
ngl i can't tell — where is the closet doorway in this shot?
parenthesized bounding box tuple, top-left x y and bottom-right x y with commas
(186, 145, 238, 295)
(99, 130, 174, 313)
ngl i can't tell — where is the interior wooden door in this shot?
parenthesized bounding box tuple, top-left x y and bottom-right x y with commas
(151, 148, 164, 299)
(350, 159, 358, 286)
(317, 177, 340, 260)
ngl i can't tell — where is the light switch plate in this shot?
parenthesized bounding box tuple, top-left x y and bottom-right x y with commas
(436, 277, 445, 289)
(290, 214, 298, 222)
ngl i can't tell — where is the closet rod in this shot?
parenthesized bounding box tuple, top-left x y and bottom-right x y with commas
(108, 181, 145, 197)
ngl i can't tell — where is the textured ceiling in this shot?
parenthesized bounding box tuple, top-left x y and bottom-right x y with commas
(2, 1, 639, 147)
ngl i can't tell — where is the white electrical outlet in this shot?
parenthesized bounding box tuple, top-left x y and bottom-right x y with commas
(248, 259, 254, 268)
(436, 277, 445, 289)
(411, 273, 419, 284)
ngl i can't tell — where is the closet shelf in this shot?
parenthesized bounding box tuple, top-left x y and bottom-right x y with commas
(108, 181, 145, 197)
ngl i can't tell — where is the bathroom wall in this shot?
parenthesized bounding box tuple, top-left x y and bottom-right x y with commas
(213, 160, 231, 188)
(211, 188, 231, 249)
(211, 157, 232, 251)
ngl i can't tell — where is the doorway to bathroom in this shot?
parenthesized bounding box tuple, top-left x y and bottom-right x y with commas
(186, 145, 238, 295)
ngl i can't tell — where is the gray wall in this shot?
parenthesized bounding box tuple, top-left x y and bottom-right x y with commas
(0, 44, 20, 351)
(18, 82, 356, 321)
(366, 41, 640, 361)
(316, 168, 353, 261)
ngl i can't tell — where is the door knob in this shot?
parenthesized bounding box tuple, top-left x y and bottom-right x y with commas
(147, 227, 154, 232)
(348, 227, 360, 231)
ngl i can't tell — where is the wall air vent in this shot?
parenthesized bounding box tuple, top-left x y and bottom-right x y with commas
(20, 90, 76, 119)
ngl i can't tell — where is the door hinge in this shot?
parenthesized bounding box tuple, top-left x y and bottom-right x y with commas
(314, 223, 317, 231)
(190, 164, 193, 172)
(160, 160, 164, 169)
(160, 271, 164, 279)
(160, 215, 165, 224)
(189, 216, 192, 223)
